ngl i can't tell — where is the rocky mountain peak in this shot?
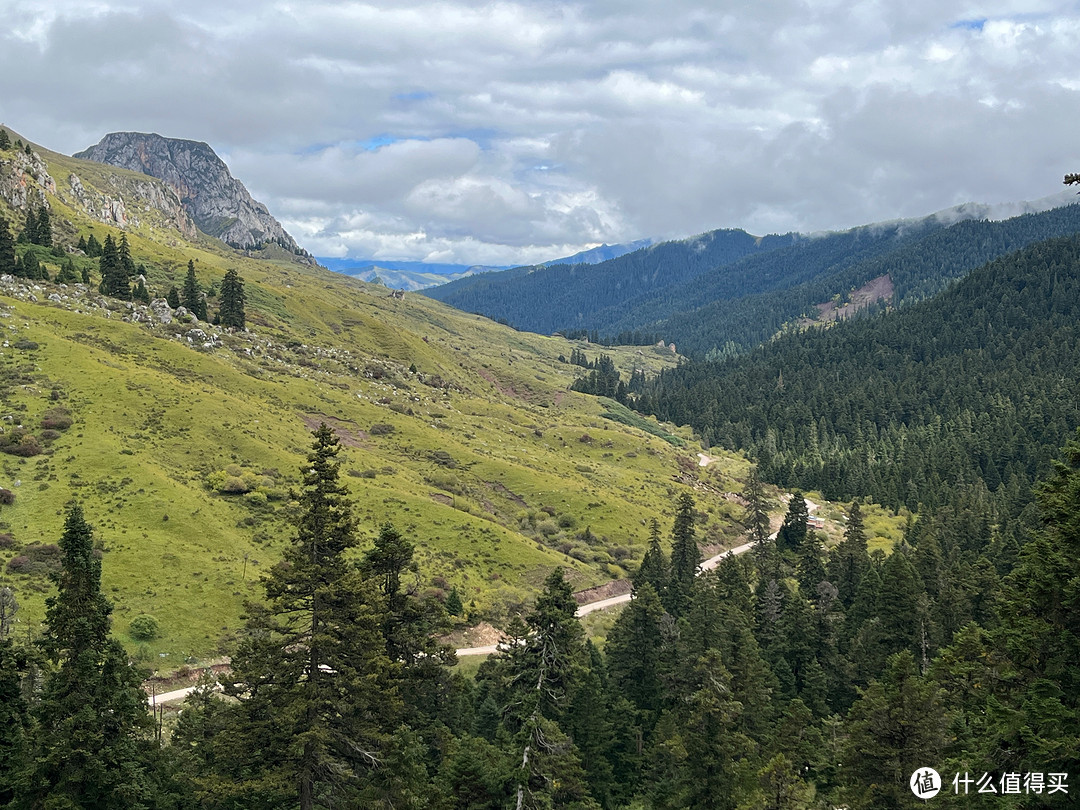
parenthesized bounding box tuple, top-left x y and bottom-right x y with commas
(74, 132, 308, 257)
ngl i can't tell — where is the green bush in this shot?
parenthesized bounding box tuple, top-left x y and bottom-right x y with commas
(129, 614, 160, 641)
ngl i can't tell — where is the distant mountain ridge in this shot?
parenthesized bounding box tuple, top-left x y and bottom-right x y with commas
(75, 132, 309, 258)
(425, 192, 1080, 355)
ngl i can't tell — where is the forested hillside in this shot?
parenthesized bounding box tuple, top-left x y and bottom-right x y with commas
(634, 234, 1080, 512)
(425, 228, 796, 336)
(428, 203, 1080, 359)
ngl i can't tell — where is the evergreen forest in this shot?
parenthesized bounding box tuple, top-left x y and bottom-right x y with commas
(1, 425, 1078, 808)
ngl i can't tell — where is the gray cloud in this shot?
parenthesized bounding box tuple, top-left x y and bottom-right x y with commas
(2, 1, 1079, 262)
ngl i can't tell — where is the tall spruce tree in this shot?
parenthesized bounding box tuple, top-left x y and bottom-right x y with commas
(84, 233, 102, 257)
(775, 492, 809, 554)
(218, 268, 246, 329)
(666, 492, 700, 617)
(99, 234, 129, 299)
(633, 517, 669, 599)
(0, 217, 16, 276)
(500, 569, 596, 810)
(35, 206, 52, 248)
(20, 503, 158, 809)
(828, 500, 869, 608)
(219, 424, 393, 809)
(182, 260, 207, 320)
(18, 206, 37, 244)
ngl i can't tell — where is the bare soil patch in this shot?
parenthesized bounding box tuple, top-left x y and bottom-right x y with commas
(301, 412, 368, 447)
(573, 579, 631, 605)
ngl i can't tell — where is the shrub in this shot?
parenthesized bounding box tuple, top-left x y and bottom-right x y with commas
(430, 450, 457, 468)
(129, 614, 160, 641)
(221, 476, 251, 494)
(0, 489, 14, 506)
(40, 408, 73, 431)
(6, 543, 61, 575)
(244, 490, 268, 506)
(370, 423, 395, 435)
(39, 429, 61, 442)
(0, 533, 15, 549)
(0, 433, 43, 457)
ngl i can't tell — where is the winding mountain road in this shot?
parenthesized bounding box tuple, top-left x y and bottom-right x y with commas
(148, 498, 817, 703)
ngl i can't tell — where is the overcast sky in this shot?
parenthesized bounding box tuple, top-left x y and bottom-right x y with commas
(2, 1, 1080, 265)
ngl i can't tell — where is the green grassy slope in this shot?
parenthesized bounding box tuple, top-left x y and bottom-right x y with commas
(0, 130, 756, 665)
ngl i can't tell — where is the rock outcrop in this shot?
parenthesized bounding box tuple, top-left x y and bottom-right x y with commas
(75, 132, 307, 256)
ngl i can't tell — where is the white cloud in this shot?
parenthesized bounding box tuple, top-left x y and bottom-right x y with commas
(2, 0, 1080, 262)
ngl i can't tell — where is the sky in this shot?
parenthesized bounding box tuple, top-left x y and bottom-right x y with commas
(2, 1, 1080, 265)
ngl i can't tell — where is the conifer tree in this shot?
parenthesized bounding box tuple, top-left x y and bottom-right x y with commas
(118, 234, 136, 286)
(445, 586, 464, 617)
(828, 500, 868, 608)
(57, 257, 79, 284)
(500, 569, 596, 810)
(35, 205, 52, 248)
(99, 234, 129, 299)
(0, 637, 28, 805)
(77, 234, 88, 253)
(775, 492, 808, 554)
(220, 424, 393, 809)
(0, 129, 10, 150)
(166, 286, 181, 309)
(745, 467, 779, 579)
(20, 503, 158, 808)
(85, 233, 102, 258)
(0, 217, 16, 276)
(842, 651, 947, 808)
(181, 260, 208, 320)
(17, 206, 36, 244)
(633, 517, 669, 599)
(133, 277, 151, 303)
(666, 492, 700, 617)
(606, 582, 665, 726)
(218, 268, 246, 328)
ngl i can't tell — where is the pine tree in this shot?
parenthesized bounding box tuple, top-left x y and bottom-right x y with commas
(133, 277, 151, 303)
(57, 257, 79, 284)
(0, 637, 29, 805)
(17, 206, 36, 245)
(182, 260, 207, 320)
(118, 234, 136, 288)
(842, 651, 947, 808)
(828, 500, 868, 608)
(606, 582, 665, 726)
(218, 268, 246, 329)
(77, 234, 88, 253)
(20, 503, 159, 808)
(220, 424, 393, 809)
(166, 286, 181, 309)
(633, 517, 669, 599)
(0, 129, 10, 150)
(666, 492, 700, 617)
(445, 586, 464, 617)
(85, 233, 102, 258)
(18, 250, 41, 280)
(500, 569, 596, 810)
(99, 234, 129, 299)
(775, 492, 808, 554)
(744, 467, 778, 579)
(0, 217, 16, 276)
(35, 205, 52, 247)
